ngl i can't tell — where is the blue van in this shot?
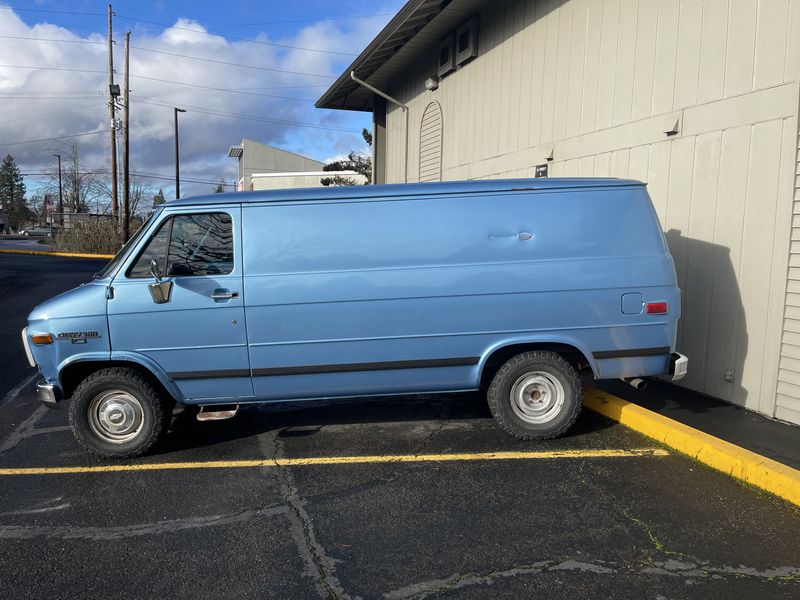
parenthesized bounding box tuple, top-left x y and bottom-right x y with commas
(22, 179, 687, 458)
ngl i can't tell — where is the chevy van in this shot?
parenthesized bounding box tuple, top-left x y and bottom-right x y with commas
(22, 179, 687, 458)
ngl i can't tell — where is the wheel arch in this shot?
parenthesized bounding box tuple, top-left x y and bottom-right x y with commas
(477, 337, 597, 390)
(59, 352, 185, 404)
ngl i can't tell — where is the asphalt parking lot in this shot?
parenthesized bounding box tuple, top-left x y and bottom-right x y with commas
(1, 253, 798, 599)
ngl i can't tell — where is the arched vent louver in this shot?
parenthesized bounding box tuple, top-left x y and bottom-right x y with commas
(419, 101, 443, 182)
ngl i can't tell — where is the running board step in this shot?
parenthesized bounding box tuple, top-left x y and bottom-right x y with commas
(196, 404, 239, 422)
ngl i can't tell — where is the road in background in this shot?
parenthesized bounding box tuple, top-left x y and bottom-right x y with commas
(0, 238, 51, 251)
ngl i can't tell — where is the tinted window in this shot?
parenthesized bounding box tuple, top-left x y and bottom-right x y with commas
(127, 213, 233, 278)
(127, 219, 171, 278)
(167, 213, 233, 276)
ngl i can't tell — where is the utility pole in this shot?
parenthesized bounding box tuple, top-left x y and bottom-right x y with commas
(122, 30, 130, 242)
(53, 154, 63, 226)
(174, 107, 186, 199)
(107, 4, 119, 220)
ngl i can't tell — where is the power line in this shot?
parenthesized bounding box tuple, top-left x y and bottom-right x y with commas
(0, 6, 104, 17)
(0, 102, 106, 124)
(0, 31, 354, 59)
(0, 33, 103, 46)
(0, 63, 105, 74)
(0, 53, 335, 79)
(0, 129, 108, 148)
(129, 45, 335, 78)
(221, 13, 393, 28)
(114, 13, 356, 56)
(135, 98, 359, 132)
(128, 73, 316, 102)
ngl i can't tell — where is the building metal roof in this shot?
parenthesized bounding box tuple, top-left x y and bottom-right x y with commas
(169, 178, 643, 206)
(316, 0, 486, 112)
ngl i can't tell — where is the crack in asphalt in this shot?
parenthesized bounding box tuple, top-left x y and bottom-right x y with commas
(0, 504, 289, 540)
(383, 557, 800, 599)
(258, 430, 350, 600)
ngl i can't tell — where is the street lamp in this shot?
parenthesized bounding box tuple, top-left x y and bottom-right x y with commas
(53, 154, 63, 226)
(174, 107, 187, 199)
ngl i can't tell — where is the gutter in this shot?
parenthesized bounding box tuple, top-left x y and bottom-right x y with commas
(349, 71, 410, 184)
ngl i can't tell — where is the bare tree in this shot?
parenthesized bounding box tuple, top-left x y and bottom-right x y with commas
(44, 142, 108, 214)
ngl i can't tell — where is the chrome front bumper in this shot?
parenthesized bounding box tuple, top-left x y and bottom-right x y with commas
(669, 352, 689, 381)
(37, 382, 61, 408)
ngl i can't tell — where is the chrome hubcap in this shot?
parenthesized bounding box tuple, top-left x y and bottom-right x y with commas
(88, 390, 144, 443)
(510, 371, 565, 424)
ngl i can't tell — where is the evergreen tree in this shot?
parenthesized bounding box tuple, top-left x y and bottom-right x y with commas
(0, 154, 27, 231)
(152, 189, 165, 209)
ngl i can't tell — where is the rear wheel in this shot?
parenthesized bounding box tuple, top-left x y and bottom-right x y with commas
(487, 351, 582, 439)
(68, 367, 173, 458)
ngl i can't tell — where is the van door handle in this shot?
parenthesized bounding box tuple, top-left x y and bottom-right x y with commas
(211, 289, 239, 301)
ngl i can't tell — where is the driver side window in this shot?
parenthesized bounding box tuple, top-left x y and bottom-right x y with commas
(127, 212, 233, 278)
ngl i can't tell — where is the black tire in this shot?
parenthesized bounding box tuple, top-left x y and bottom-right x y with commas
(487, 351, 582, 440)
(22, 231, 29, 237)
(68, 367, 173, 459)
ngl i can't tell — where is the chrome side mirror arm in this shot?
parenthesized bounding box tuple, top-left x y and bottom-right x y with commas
(148, 258, 172, 304)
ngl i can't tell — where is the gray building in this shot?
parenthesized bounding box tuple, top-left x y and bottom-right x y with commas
(228, 139, 324, 191)
(317, 0, 800, 425)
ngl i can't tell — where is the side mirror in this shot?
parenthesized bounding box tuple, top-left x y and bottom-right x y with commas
(148, 258, 172, 304)
(150, 257, 163, 282)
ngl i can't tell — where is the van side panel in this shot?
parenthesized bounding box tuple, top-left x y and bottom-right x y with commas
(243, 186, 678, 401)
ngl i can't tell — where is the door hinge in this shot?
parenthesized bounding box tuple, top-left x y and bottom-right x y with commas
(106, 286, 115, 299)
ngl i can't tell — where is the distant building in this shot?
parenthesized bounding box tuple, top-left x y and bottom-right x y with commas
(250, 171, 367, 190)
(227, 139, 325, 191)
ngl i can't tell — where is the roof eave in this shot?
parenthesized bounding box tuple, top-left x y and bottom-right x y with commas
(315, 0, 432, 112)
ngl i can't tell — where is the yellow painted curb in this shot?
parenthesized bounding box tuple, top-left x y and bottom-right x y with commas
(584, 386, 800, 506)
(0, 249, 114, 259)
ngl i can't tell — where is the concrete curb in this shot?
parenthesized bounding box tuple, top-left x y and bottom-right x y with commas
(0, 249, 114, 259)
(584, 386, 800, 507)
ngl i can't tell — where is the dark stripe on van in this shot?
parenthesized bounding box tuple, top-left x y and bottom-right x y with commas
(251, 357, 480, 377)
(592, 347, 671, 360)
(167, 357, 480, 381)
(169, 369, 251, 380)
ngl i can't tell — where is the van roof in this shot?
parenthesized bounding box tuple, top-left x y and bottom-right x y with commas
(170, 177, 643, 206)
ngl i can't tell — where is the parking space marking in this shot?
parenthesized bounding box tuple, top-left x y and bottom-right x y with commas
(0, 448, 669, 476)
(0, 373, 37, 407)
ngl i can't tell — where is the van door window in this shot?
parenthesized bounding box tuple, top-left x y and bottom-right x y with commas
(127, 212, 233, 278)
(167, 213, 233, 276)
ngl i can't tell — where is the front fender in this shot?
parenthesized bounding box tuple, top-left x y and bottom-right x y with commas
(109, 351, 187, 403)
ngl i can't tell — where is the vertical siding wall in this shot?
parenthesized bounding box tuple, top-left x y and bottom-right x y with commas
(778, 123, 800, 423)
(384, 0, 800, 420)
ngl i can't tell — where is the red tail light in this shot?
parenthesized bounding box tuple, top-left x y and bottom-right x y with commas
(646, 302, 668, 314)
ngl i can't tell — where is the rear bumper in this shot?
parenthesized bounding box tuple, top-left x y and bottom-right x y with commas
(669, 352, 689, 381)
(36, 381, 61, 408)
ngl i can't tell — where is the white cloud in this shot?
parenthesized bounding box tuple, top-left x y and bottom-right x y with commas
(0, 6, 393, 197)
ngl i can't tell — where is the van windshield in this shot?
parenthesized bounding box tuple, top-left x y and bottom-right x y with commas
(93, 207, 163, 279)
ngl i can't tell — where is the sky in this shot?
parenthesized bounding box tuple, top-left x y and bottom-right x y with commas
(0, 0, 403, 200)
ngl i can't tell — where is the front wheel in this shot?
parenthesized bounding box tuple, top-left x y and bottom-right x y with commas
(487, 351, 582, 440)
(69, 367, 173, 458)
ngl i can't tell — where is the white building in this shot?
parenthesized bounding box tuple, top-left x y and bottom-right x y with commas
(317, 0, 800, 424)
(227, 139, 325, 191)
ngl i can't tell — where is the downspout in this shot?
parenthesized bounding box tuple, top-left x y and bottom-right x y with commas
(350, 71, 409, 184)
